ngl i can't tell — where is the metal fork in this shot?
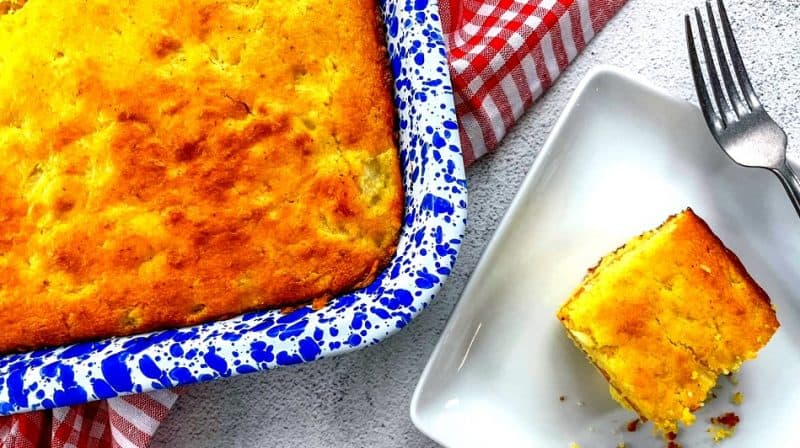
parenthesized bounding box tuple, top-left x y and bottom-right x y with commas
(686, 0, 800, 218)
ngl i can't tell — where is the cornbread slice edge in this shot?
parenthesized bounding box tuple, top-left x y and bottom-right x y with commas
(557, 208, 779, 436)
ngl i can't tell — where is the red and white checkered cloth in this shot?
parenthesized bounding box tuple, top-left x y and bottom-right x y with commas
(441, 0, 627, 164)
(0, 391, 178, 448)
(0, 1, 625, 446)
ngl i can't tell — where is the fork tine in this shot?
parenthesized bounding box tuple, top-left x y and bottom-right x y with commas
(705, 1, 747, 117)
(686, 14, 723, 132)
(717, 0, 761, 109)
(693, 7, 735, 127)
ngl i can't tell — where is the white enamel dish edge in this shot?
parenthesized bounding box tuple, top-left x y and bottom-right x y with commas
(0, 0, 467, 415)
(410, 66, 800, 448)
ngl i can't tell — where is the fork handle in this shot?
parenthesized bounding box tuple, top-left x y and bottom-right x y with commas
(774, 162, 800, 219)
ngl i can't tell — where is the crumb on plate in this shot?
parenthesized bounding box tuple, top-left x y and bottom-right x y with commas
(709, 426, 734, 443)
(626, 418, 639, 432)
(708, 412, 740, 443)
(711, 412, 740, 427)
(731, 391, 744, 405)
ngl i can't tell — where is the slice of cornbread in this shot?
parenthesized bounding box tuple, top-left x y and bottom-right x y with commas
(557, 208, 779, 436)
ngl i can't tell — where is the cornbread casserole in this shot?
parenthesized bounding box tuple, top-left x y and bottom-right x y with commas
(557, 209, 779, 436)
(0, 0, 403, 352)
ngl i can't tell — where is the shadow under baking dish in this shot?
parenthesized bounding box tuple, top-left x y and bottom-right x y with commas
(0, 0, 467, 416)
(411, 66, 800, 448)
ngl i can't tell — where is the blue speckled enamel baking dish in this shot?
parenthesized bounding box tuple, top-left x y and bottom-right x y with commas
(0, 0, 466, 415)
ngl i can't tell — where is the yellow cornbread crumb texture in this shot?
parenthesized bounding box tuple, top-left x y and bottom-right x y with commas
(557, 209, 779, 436)
(709, 425, 734, 442)
(0, 0, 402, 352)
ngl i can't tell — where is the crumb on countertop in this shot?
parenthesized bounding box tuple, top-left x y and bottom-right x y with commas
(731, 391, 744, 405)
(569, 443, 580, 448)
(560, 395, 566, 402)
(616, 443, 627, 448)
(576, 400, 585, 407)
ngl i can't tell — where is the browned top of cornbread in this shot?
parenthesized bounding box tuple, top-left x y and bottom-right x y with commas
(557, 209, 779, 435)
(0, 0, 402, 353)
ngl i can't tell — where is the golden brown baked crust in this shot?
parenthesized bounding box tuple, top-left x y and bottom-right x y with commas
(0, 0, 402, 352)
(557, 208, 779, 436)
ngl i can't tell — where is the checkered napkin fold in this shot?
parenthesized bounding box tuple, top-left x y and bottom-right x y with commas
(0, 0, 624, 446)
(444, 0, 626, 163)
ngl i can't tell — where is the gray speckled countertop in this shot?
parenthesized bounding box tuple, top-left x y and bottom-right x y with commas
(152, 1, 800, 446)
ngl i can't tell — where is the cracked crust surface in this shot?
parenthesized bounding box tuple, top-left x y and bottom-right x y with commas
(0, 0, 402, 352)
(557, 208, 779, 435)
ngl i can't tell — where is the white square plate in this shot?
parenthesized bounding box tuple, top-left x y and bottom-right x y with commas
(410, 66, 800, 448)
